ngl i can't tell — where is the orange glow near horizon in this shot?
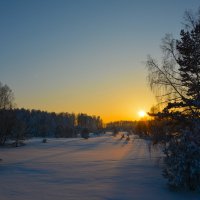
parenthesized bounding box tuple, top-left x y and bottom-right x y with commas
(138, 110, 147, 118)
(17, 88, 153, 123)
(2, 0, 199, 126)
(16, 69, 155, 123)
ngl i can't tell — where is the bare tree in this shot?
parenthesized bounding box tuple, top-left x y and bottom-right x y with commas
(146, 9, 200, 190)
(147, 8, 200, 119)
(0, 82, 15, 109)
(0, 82, 15, 145)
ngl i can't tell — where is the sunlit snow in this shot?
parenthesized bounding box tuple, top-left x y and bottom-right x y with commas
(0, 133, 199, 200)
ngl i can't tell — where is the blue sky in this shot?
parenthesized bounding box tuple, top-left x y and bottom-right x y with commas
(0, 0, 199, 121)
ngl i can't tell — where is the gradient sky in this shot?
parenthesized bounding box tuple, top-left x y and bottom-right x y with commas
(0, 0, 199, 122)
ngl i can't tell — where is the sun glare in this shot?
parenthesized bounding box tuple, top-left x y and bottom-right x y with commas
(138, 110, 146, 118)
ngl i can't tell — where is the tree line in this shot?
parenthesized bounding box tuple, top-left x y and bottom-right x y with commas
(0, 82, 103, 146)
(106, 120, 136, 132)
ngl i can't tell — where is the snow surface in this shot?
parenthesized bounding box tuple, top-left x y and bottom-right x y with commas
(0, 133, 199, 200)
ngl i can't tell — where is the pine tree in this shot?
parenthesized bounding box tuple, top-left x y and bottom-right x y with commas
(177, 22, 200, 109)
(146, 9, 200, 190)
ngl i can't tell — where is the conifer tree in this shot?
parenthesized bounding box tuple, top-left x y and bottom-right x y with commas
(146, 9, 200, 190)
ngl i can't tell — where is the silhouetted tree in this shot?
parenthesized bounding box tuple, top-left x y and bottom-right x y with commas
(0, 82, 15, 145)
(11, 109, 28, 147)
(0, 109, 15, 145)
(147, 8, 200, 190)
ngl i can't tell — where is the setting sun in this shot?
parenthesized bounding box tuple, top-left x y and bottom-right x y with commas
(138, 110, 146, 118)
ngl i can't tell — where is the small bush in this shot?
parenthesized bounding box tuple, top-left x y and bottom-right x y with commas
(81, 128, 89, 139)
(42, 138, 47, 143)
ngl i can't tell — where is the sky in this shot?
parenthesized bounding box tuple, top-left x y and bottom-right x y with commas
(0, 0, 199, 122)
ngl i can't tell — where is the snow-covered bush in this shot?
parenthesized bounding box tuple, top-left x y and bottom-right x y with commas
(42, 138, 47, 143)
(81, 128, 90, 139)
(163, 127, 200, 190)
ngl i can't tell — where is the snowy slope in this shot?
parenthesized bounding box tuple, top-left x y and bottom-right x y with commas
(0, 134, 199, 200)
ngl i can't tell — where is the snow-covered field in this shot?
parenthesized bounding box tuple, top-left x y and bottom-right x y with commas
(0, 133, 199, 200)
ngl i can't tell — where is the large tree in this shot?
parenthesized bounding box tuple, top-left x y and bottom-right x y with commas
(147, 9, 200, 120)
(146, 9, 200, 190)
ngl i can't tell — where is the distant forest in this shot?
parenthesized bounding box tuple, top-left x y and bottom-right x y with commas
(0, 108, 103, 145)
(0, 81, 142, 146)
(0, 81, 104, 146)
